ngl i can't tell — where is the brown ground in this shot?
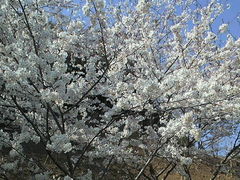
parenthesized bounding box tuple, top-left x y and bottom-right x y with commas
(1, 153, 239, 179)
(148, 156, 240, 180)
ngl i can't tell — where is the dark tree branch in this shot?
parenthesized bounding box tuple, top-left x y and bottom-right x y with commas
(156, 162, 172, 178)
(135, 137, 172, 180)
(210, 139, 240, 180)
(17, 0, 39, 56)
(162, 163, 176, 180)
(73, 117, 117, 172)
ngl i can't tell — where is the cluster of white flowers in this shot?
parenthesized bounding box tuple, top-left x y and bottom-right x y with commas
(34, 172, 50, 180)
(136, 0, 152, 13)
(180, 157, 192, 166)
(1, 160, 18, 171)
(219, 23, 228, 33)
(40, 89, 64, 105)
(47, 134, 72, 153)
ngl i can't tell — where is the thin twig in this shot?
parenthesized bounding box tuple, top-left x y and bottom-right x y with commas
(210, 140, 240, 180)
(18, 0, 39, 55)
(162, 163, 176, 180)
(135, 137, 171, 180)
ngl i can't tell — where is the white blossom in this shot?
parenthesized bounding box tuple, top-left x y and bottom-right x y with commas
(219, 23, 228, 33)
(47, 134, 72, 153)
(34, 172, 50, 180)
(180, 157, 192, 165)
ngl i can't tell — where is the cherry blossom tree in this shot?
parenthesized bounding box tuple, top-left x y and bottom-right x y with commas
(0, 0, 239, 179)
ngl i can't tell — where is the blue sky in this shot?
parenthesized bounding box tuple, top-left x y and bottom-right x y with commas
(215, 0, 240, 38)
